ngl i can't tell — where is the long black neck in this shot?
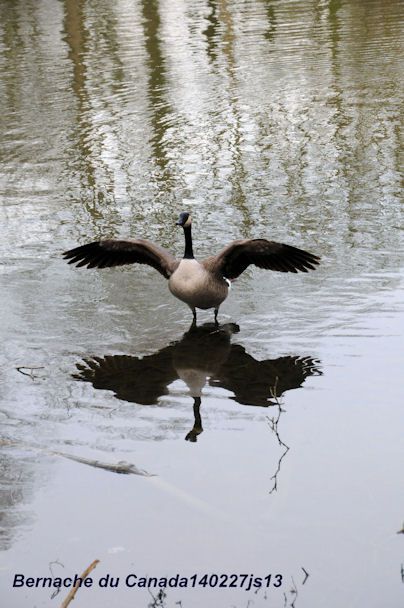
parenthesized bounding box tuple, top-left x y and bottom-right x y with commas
(183, 225, 194, 259)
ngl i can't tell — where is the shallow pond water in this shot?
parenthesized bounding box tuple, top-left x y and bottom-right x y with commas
(0, 1, 403, 607)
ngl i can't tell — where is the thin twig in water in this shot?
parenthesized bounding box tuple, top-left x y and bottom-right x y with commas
(16, 366, 44, 380)
(267, 377, 290, 494)
(290, 576, 298, 608)
(0, 409, 12, 419)
(148, 588, 167, 607)
(49, 560, 65, 600)
(60, 559, 99, 608)
(401, 564, 404, 583)
(301, 567, 309, 585)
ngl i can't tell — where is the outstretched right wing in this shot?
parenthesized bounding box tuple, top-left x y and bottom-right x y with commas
(63, 238, 179, 279)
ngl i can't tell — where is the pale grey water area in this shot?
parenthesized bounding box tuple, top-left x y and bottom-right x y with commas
(0, 0, 403, 606)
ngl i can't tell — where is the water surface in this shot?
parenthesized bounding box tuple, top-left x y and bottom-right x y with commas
(0, 1, 403, 607)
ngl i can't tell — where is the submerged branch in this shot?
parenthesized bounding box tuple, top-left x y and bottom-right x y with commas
(53, 452, 154, 476)
(0, 439, 154, 476)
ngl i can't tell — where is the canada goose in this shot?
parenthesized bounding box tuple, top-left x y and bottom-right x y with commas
(63, 211, 320, 323)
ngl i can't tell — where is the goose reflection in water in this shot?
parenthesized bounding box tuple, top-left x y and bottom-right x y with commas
(74, 323, 321, 442)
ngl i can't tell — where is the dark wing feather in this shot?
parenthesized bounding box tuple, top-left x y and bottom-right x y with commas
(63, 238, 179, 279)
(210, 348, 321, 407)
(74, 346, 178, 405)
(203, 239, 320, 280)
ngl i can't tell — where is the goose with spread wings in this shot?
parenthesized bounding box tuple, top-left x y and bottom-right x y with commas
(63, 212, 320, 323)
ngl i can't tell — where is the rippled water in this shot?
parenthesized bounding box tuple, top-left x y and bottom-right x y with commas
(0, 1, 403, 607)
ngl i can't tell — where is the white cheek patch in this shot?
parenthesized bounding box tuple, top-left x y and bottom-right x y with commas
(184, 216, 192, 227)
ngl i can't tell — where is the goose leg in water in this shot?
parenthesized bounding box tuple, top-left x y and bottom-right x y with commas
(214, 308, 219, 325)
(185, 397, 203, 442)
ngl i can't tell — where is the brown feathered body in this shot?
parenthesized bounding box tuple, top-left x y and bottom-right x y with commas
(168, 259, 229, 310)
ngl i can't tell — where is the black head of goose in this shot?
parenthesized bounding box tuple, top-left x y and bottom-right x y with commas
(63, 212, 320, 324)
